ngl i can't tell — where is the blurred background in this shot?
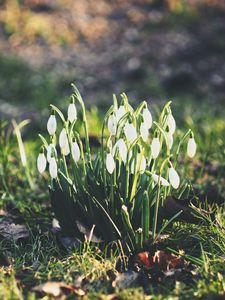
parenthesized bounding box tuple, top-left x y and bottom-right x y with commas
(0, 0, 224, 127)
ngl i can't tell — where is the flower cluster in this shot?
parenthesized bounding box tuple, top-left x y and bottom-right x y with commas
(37, 86, 197, 251)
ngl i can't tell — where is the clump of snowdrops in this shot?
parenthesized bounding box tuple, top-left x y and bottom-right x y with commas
(37, 85, 197, 253)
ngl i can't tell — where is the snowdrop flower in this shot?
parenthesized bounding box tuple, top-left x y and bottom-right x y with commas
(112, 139, 127, 163)
(124, 122, 137, 144)
(47, 144, 57, 163)
(47, 113, 57, 135)
(187, 137, 197, 158)
(168, 167, 180, 189)
(61, 141, 70, 156)
(143, 107, 152, 129)
(151, 137, 160, 159)
(37, 150, 47, 174)
(115, 105, 126, 123)
(165, 131, 173, 150)
(59, 128, 68, 149)
(152, 174, 170, 186)
(106, 153, 115, 174)
(107, 114, 117, 135)
(71, 140, 80, 162)
(49, 157, 58, 179)
(67, 101, 77, 123)
(131, 153, 146, 174)
(140, 122, 149, 142)
(167, 113, 176, 134)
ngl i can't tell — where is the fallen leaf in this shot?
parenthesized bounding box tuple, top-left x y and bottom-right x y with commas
(0, 219, 29, 241)
(153, 250, 184, 271)
(132, 251, 153, 269)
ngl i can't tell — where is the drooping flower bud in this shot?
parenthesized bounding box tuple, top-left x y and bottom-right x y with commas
(152, 174, 170, 186)
(131, 153, 146, 174)
(71, 140, 80, 162)
(67, 102, 77, 123)
(168, 167, 180, 189)
(49, 157, 58, 179)
(115, 106, 126, 123)
(187, 137, 197, 158)
(107, 114, 117, 135)
(113, 139, 127, 163)
(143, 107, 152, 129)
(140, 122, 149, 142)
(37, 151, 47, 174)
(167, 113, 176, 134)
(151, 137, 160, 159)
(59, 128, 68, 149)
(47, 114, 57, 135)
(124, 122, 137, 144)
(165, 131, 173, 150)
(106, 153, 115, 174)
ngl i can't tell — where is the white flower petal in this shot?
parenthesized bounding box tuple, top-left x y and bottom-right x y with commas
(106, 153, 115, 174)
(61, 140, 70, 156)
(67, 103, 77, 123)
(187, 137, 197, 158)
(47, 115, 57, 135)
(130, 153, 146, 174)
(59, 128, 68, 149)
(113, 139, 127, 163)
(37, 153, 47, 174)
(168, 167, 180, 189)
(140, 123, 149, 142)
(151, 137, 160, 159)
(49, 157, 58, 178)
(152, 174, 170, 186)
(107, 114, 117, 135)
(47, 144, 57, 163)
(115, 106, 126, 123)
(71, 141, 80, 162)
(124, 122, 137, 144)
(143, 108, 152, 129)
(167, 113, 176, 134)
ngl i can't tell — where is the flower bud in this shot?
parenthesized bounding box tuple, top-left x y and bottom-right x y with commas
(47, 114, 57, 135)
(124, 122, 137, 144)
(151, 137, 160, 159)
(37, 152, 47, 174)
(47, 144, 57, 163)
(143, 107, 152, 129)
(115, 105, 126, 123)
(187, 137, 197, 158)
(113, 139, 127, 163)
(165, 131, 173, 150)
(140, 122, 149, 142)
(67, 103, 77, 123)
(59, 128, 68, 149)
(71, 141, 80, 162)
(152, 174, 170, 186)
(168, 167, 180, 189)
(106, 153, 115, 174)
(49, 157, 58, 179)
(107, 114, 117, 135)
(167, 113, 176, 134)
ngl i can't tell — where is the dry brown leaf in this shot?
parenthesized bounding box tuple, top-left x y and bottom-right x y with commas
(112, 271, 140, 289)
(132, 251, 153, 269)
(0, 219, 29, 241)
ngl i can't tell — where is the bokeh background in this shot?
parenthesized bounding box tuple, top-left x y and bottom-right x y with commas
(0, 0, 224, 126)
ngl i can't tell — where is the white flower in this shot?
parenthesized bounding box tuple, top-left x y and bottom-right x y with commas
(115, 105, 126, 123)
(151, 137, 160, 159)
(143, 107, 152, 129)
(47, 114, 57, 135)
(187, 137, 197, 158)
(124, 122, 137, 143)
(140, 122, 149, 142)
(47, 144, 57, 163)
(165, 131, 173, 150)
(71, 141, 80, 162)
(168, 167, 180, 189)
(131, 153, 146, 173)
(61, 140, 70, 156)
(107, 114, 117, 135)
(113, 139, 127, 163)
(67, 103, 77, 123)
(59, 128, 68, 149)
(106, 153, 115, 174)
(167, 113, 176, 134)
(152, 174, 170, 186)
(37, 153, 47, 174)
(49, 157, 58, 179)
